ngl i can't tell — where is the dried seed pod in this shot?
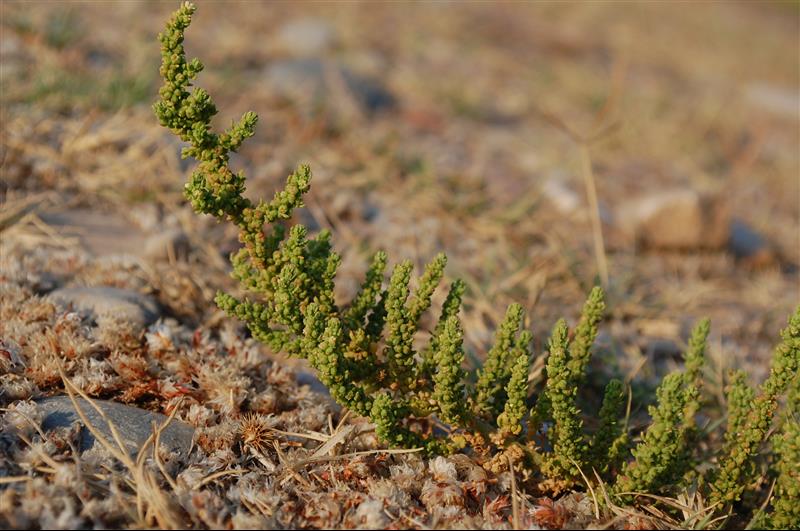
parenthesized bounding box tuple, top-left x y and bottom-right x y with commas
(239, 412, 275, 454)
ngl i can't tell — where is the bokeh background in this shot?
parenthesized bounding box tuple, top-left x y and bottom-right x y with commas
(2, 1, 799, 387)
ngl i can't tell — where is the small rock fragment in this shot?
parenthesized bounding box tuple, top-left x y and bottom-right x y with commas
(541, 177, 581, 214)
(264, 58, 395, 115)
(295, 370, 330, 396)
(644, 339, 682, 360)
(143, 227, 191, 262)
(745, 82, 800, 121)
(635, 318, 680, 339)
(37, 396, 194, 458)
(616, 188, 730, 250)
(277, 18, 336, 56)
(728, 219, 776, 268)
(47, 286, 159, 331)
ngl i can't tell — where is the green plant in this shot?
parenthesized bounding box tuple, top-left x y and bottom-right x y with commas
(709, 310, 800, 506)
(530, 287, 605, 485)
(612, 319, 709, 498)
(765, 381, 800, 529)
(154, 1, 537, 457)
(155, 2, 800, 523)
(589, 378, 627, 475)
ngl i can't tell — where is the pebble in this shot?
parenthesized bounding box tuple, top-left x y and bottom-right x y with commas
(745, 82, 800, 121)
(541, 177, 581, 214)
(615, 188, 730, 250)
(143, 227, 190, 262)
(728, 218, 776, 268)
(644, 338, 683, 360)
(47, 286, 160, 331)
(37, 396, 194, 458)
(264, 58, 395, 115)
(295, 370, 330, 396)
(277, 18, 336, 56)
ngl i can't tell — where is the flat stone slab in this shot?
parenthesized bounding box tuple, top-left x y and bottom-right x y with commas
(47, 286, 160, 331)
(39, 209, 148, 258)
(37, 396, 195, 458)
(38, 209, 190, 263)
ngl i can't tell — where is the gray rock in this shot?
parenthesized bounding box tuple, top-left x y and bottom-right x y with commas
(644, 339, 682, 359)
(339, 67, 396, 113)
(277, 18, 336, 56)
(728, 219, 776, 268)
(37, 396, 194, 458)
(264, 58, 395, 114)
(143, 227, 191, 262)
(295, 370, 329, 396)
(48, 286, 159, 331)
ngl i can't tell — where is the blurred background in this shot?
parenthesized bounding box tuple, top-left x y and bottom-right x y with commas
(2, 1, 798, 385)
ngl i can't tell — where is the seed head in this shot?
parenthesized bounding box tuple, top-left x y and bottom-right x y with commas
(239, 412, 275, 453)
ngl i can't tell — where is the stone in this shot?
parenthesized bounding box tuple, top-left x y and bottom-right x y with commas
(36, 396, 195, 458)
(264, 58, 395, 115)
(143, 227, 191, 262)
(295, 370, 329, 396)
(616, 188, 730, 250)
(728, 218, 776, 268)
(745, 82, 800, 121)
(277, 18, 336, 56)
(338, 67, 396, 114)
(643, 339, 682, 360)
(541, 177, 581, 215)
(47, 286, 159, 331)
(40, 208, 191, 263)
(39, 209, 148, 258)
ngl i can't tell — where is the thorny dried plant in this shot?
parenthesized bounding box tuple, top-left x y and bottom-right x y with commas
(154, 2, 800, 527)
(238, 412, 275, 455)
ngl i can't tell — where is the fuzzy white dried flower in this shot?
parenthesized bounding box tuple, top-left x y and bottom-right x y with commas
(176, 465, 207, 491)
(296, 402, 331, 432)
(390, 461, 423, 479)
(354, 499, 388, 529)
(1, 400, 42, 437)
(367, 478, 413, 508)
(70, 358, 121, 395)
(231, 510, 273, 530)
(420, 478, 465, 509)
(0, 338, 23, 373)
(38, 496, 84, 530)
(185, 402, 217, 427)
(52, 462, 81, 490)
(145, 321, 175, 353)
(196, 363, 250, 415)
(429, 504, 467, 527)
(0, 374, 37, 401)
(429, 455, 458, 482)
(247, 390, 280, 415)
